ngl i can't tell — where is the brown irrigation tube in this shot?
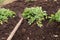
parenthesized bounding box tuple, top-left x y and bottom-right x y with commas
(0, 0, 17, 6)
(7, 18, 23, 40)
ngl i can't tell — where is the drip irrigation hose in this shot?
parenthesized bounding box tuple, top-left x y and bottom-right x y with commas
(7, 18, 23, 40)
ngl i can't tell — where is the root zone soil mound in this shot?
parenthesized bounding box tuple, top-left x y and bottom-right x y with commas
(2, 0, 60, 40)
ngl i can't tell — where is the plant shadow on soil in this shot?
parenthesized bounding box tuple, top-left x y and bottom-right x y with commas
(2, 0, 60, 40)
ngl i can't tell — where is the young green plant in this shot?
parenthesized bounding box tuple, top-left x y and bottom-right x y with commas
(47, 9, 60, 26)
(0, 8, 15, 24)
(22, 7, 47, 27)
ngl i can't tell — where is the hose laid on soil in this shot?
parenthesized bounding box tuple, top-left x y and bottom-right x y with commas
(7, 18, 23, 40)
(0, 0, 17, 7)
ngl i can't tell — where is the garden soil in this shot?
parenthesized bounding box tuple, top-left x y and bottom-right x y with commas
(2, 0, 60, 40)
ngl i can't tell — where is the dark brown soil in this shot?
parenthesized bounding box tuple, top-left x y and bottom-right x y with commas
(0, 16, 19, 40)
(2, 0, 60, 40)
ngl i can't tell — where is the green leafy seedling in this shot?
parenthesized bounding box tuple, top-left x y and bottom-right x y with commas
(0, 8, 15, 24)
(22, 7, 47, 27)
(47, 9, 60, 26)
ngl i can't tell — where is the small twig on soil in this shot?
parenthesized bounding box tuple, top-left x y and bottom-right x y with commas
(7, 18, 23, 40)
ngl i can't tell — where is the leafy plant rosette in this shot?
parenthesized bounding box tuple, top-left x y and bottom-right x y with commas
(48, 9, 60, 23)
(22, 7, 47, 27)
(0, 8, 15, 24)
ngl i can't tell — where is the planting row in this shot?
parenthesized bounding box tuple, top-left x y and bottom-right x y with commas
(0, 3, 60, 40)
(22, 7, 60, 27)
(0, 6, 60, 27)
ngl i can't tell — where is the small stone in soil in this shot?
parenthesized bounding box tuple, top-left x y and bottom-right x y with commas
(5, 33, 9, 35)
(42, 37, 45, 39)
(1, 37, 6, 39)
(54, 0, 57, 1)
(27, 37, 29, 40)
(30, 33, 31, 35)
(45, 0, 48, 1)
(53, 34, 58, 37)
(22, 28, 26, 32)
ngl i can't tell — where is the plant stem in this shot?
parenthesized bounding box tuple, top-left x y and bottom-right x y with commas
(46, 19, 53, 27)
